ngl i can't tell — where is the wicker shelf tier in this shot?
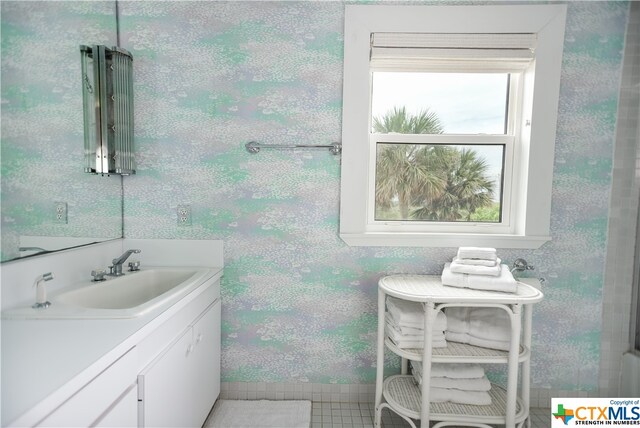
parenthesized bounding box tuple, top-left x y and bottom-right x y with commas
(382, 375, 528, 425)
(384, 336, 529, 363)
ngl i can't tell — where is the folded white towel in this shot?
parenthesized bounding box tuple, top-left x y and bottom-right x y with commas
(411, 361, 485, 379)
(429, 387, 492, 406)
(456, 247, 497, 261)
(452, 256, 501, 267)
(430, 376, 491, 391)
(445, 332, 510, 352)
(386, 297, 447, 331)
(445, 307, 511, 341)
(449, 260, 502, 276)
(411, 361, 491, 390)
(411, 373, 491, 392)
(445, 307, 512, 351)
(441, 263, 518, 293)
(385, 321, 447, 349)
(387, 313, 446, 336)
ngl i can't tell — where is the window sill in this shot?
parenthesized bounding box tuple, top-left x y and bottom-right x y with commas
(339, 232, 550, 249)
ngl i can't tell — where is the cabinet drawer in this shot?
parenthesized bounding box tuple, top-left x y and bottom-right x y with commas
(39, 347, 137, 427)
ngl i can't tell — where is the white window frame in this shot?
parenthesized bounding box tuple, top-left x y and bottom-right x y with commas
(339, 4, 567, 248)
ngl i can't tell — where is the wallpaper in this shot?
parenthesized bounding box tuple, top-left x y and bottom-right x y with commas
(0, 1, 123, 262)
(3, 0, 625, 392)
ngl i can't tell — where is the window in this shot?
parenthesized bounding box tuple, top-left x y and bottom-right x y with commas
(339, 4, 567, 248)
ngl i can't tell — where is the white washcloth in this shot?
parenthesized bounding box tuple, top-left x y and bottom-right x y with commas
(445, 307, 512, 351)
(386, 297, 447, 331)
(429, 387, 492, 406)
(456, 247, 497, 261)
(449, 260, 502, 276)
(441, 263, 518, 293)
(453, 256, 501, 267)
(385, 321, 447, 349)
(412, 361, 485, 379)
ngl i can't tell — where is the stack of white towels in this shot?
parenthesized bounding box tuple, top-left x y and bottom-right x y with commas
(385, 297, 447, 349)
(410, 361, 492, 406)
(444, 307, 511, 351)
(441, 247, 518, 293)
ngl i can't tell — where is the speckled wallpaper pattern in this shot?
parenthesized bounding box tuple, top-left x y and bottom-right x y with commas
(1, 1, 629, 392)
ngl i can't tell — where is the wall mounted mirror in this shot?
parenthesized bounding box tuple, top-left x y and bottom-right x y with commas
(0, 1, 123, 263)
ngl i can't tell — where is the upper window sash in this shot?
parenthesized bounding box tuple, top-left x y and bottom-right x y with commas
(370, 71, 523, 136)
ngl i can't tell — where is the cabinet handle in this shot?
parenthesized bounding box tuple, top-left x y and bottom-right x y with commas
(195, 333, 203, 345)
(186, 344, 194, 356)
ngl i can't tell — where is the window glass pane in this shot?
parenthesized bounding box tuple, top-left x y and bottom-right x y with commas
(371, 72, 509, 134)
(374, 143, 504, 222)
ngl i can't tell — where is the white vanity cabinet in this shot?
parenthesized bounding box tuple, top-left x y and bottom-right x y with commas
(138, 300, 221, 428)
(7, 271, 223, 428)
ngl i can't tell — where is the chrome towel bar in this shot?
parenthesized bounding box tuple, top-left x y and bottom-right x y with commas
(245, 141, 342, 155)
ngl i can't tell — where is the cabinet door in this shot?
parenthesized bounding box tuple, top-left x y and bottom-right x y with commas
(138, 300, 221, 428)
(39, 348, 137, 428)
(138, 329, 194, 428)
(189, 300, 221, 426)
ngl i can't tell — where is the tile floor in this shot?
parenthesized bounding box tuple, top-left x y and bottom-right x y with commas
(310, 402, 550, 427)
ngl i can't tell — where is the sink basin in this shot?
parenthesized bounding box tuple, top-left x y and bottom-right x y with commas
(2, 267, 215, 319)
(56, 269, 198, 310)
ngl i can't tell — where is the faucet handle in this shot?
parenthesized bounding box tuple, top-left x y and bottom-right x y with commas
(128, 260, 140, 272)
(91, 269, 107, 281)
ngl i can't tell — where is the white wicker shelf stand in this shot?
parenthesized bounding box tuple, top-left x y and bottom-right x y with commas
(375, 275, 543, 428)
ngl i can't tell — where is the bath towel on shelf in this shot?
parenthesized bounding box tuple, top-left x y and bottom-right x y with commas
(445, 307, 512, 352)
(456, 247, 497, 261)
(386, 297, 447, 332)
(449, 260, 502, 276)
(445, 332, 510, 352)
(385, 319, 447, 349)
(386, 312, 447, 336)
(452, 256, 501, 267)
(411, 361, 485, 380)
(429, 387, 492, 406)
(409, 361, 492, 405)
(441, 263, 518, 293)
(410, 362, 491, 391)
(430, 376, 491, 391)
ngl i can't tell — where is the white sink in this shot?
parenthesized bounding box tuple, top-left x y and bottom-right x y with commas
(2, 267, 214, 319)
(56, 269, 199, 310)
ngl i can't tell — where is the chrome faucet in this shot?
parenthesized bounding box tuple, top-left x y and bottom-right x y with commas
(511, 258, 535, 274)
(109, 249, 141, 276)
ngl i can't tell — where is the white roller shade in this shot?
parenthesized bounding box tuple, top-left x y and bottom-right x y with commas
(371, 33, 536, 72)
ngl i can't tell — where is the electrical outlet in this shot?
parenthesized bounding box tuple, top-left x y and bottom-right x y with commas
(54, 201, 68, 224)
(177, 204, 191, 226)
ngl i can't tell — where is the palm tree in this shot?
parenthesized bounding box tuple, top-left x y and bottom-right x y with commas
(372, 106, 443, 134)
(373, 107, 445, 219)
(412, 149, 494, 221)
(373, 107, 495, 222)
